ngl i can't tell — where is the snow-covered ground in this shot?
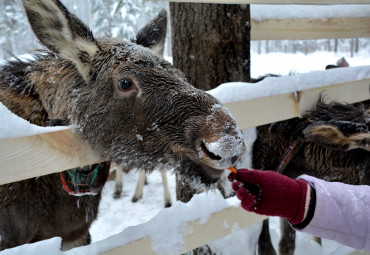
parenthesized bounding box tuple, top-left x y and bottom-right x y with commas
(251, 50, 370, 77)
(1, 50, 370, 255)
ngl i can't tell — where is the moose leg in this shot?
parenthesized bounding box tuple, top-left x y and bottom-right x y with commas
(113, 165, 124, 199)
(258, 219, 276, 255)
(61, 231, 91, 251)
(160, 170, 172, 208)
(279, 218, 296, 255)
(132, 170, 146, 202)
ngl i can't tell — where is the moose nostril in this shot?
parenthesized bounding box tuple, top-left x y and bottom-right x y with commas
(231, 155, 239, 165)
(201, 142, 222, 161)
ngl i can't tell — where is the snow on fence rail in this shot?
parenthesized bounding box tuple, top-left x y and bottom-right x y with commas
(1, 66, 370, 185)
(67, 195, 267, 255)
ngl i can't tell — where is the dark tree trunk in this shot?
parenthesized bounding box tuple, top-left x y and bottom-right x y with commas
(170, 3, 251, 254)
(170, 3, 250, 91)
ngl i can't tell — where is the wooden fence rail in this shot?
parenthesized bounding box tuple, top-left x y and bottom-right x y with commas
(0, 129, 101, 185)
(251, 17, 370, 40)
(1, 68, 370, 184)
(101, 207, 267, 255)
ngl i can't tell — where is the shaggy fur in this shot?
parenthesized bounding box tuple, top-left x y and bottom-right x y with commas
(0, 0, 245, 251)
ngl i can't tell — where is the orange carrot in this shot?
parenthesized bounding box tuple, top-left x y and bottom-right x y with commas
(227, 166, 237, 174)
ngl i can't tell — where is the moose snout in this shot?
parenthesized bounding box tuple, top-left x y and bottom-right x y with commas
(199, 135, 245, 169)
(196, 104, 246, 169)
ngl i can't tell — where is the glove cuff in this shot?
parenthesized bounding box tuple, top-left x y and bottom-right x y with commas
(289, 180, 311, 225)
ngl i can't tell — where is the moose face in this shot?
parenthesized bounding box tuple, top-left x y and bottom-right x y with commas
(72, 40, 245, 184)
(22, 0, 245, 184)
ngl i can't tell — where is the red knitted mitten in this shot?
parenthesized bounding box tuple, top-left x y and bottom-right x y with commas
(228, 169, 311, 225)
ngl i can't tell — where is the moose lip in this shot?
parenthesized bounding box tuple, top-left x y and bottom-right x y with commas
(198, 162, 225, 176)
(186, 155, 225, 179)
(200, 141, 222, 161)
(171, 144, 225, 183)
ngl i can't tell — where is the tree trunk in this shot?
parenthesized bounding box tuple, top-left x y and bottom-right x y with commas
(170, 3, 250, 91)
(350, 38, 354, 57)
(355, 38, 359, 54)
(170, 3, 250, 254)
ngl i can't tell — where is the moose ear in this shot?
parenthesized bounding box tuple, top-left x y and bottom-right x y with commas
(133, 9, 167, 56)
(304, 122, 370, 152)
(22, 0, 99, 80)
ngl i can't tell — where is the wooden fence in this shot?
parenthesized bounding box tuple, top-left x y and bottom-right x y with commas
(1, 1, 370, 254)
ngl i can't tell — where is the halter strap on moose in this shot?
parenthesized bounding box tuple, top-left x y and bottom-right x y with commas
(60, 163, 110, 196)
(275, 142, 304, 174)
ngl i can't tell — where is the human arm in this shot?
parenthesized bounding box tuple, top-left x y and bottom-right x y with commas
(295, 175, 370, 251)
(229, 169, 370, 251)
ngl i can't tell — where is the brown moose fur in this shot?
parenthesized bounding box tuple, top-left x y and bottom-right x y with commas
(253, 99, 370, 255)
(0, 0, 245, 251)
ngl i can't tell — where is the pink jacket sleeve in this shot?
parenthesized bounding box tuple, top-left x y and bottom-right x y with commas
(294, 175, 370, 251)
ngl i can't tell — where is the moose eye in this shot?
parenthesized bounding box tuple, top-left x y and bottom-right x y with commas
(117, 79, 132, 90)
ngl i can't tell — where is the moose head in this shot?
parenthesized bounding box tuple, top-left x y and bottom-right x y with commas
(19, 0, 245, 185)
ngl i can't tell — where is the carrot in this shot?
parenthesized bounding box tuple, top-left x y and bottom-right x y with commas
(227, 166, 237, 174)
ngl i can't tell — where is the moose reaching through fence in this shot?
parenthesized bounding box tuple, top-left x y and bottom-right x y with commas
(0, 0, 245, 251)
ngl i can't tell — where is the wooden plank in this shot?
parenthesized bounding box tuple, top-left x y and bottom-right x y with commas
(251, 17, 370, 40)
(0, 129, 102, 185)
(164, 0, 370, 4)
(1, 78, 370, 185)
(101, 207, 267, 255)
(224, 78, 370, 130)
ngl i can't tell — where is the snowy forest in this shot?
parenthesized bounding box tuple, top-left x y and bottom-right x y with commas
(1, 0, 369, 59)
(0, 0, 168, 59)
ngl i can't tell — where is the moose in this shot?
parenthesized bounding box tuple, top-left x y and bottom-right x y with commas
(253, 97, 370, 255)
(0, 0, 245, 251)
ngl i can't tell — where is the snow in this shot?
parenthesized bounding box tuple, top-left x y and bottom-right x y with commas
(64, 188, 241, 255)
(209, 51, 370, 104)
(1, 50, 370, 254)
(251, 51, 370, 77)
(209, 65, 370, 104)
(251, 5, 370, 21)
(0, 102, 67, 140)
(0, 238, 63, 255)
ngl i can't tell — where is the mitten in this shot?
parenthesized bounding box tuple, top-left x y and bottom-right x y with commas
(228, 169, 311, 225)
